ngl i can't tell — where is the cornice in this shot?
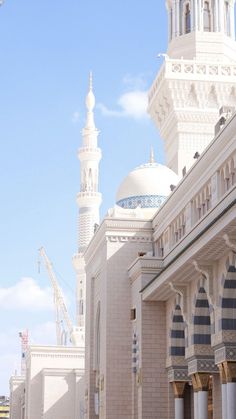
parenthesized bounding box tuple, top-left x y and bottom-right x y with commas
(152, 113, 236, 234)
(41, 368, 84, 377)
(128, 256, 163, 282)
(84, 217, 153, 264)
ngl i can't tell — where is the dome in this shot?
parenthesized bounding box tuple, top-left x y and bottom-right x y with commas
(116, 161, 179, 210)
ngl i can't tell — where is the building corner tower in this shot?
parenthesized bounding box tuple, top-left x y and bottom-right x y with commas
(148, 0, 236, 176)
(73, 74, 102, 347)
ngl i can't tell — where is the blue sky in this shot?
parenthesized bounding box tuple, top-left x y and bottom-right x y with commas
(0, 0, 168, 394)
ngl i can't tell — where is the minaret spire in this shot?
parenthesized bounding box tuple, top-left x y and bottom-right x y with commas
(149, 146, 155, 164)
(73, 74, 102, 345)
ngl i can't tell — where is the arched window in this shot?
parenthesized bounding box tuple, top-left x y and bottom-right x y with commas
(185, 3, 191, 34)
(225, 1, 230, 36)
(95, 303, 101, 371)
(203, 1, 211, 31)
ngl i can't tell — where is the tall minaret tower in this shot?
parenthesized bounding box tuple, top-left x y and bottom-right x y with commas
(73, 74, 102, 346)
(148, 0, 236, 175)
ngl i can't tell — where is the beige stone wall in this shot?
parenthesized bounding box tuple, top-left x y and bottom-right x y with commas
(105, 239, 152, 418)
(141, 300, 169, 418)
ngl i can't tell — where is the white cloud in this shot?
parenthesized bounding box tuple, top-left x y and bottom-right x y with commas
(122, 73, 148, 90)
(97, 90, 149, 120)
(0, 277, 53, 311)
(72, 110, 80, 123)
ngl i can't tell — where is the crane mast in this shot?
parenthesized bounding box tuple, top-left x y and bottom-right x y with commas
(39, 247, 79, 347)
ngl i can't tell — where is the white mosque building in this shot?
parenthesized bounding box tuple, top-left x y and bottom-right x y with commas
(10, 1, 236, 419)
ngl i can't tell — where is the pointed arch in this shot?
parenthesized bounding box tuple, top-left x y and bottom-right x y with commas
(170, 303, 186, 357)
(94, 302, 101, 371)
(221, 257, 236, 331)
(192, 285, 211, 346)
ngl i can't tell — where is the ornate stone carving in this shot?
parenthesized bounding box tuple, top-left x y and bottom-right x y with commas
(191, 373, 210, 392)
(218, 363, 227, 385)
(172, 382, 186, 398)
(188, 357, 218, 375)
(168, 367, 189, 383)
(215, 345, 236, 364)
(223, 361, 236, 383)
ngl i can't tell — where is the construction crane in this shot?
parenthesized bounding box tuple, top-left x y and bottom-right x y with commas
(19, 330, 28, 376)
(38, 247, 80, 347)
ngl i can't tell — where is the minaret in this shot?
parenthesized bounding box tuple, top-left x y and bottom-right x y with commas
(73, 74, 102, 346)
(148, 0, 236, 175)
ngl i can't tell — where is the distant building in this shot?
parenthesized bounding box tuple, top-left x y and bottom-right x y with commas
(0, 397, 10, 419)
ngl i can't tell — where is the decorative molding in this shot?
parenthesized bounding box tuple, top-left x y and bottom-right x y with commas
(223, 234, 236, 252)
(106, 235, 152, 243)
(169, 283, 189, 322)
(167, 367, 189, 383)
(215, 345, 236, 364)
(192, 373, 210, 392)
(192, 260, 215, 305)
(117, 195, 166, 210)
(188, 357, 218, 375)
(172, 381, 186, 398)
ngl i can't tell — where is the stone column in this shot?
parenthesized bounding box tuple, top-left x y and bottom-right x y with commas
(176, 0, 180, 36)
(218, 0, 225, 33)
(224, 362, 236, 419)
(214, 0, 219, 31)
(192, 373, 209, 419)
(191, 374, 199, 419)
(194, 391, 198, 419)
(172, 382, 186, 419)
(219, 363, 227, 419)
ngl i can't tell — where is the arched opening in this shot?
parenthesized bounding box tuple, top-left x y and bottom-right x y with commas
(185, 3, 191, 34)
(192, 285, 211, 346)
(95, 303, 101, 372)
(221, 264, 236, 331)
(88, 168, 93, 191)
(170, 303, 185, 357)
(203, 1, 211, 31)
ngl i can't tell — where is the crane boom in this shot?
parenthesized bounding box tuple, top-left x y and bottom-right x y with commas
(39, 247, 79, 346)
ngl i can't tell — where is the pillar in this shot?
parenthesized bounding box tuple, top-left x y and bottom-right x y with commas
(198, 390, 208, 419)
(218, 0, 225, 33)
(192, 373, 209, 419)
(214, 0, 219, 31)
(224, 362, 236, 419)
(219, 363, 227, 419)
(176, 0, 180, 37)
(194, 391, 198, 419)
(172, 382, 186, 419)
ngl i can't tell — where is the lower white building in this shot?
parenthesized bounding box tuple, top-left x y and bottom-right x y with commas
(10, 346, 84, 419)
